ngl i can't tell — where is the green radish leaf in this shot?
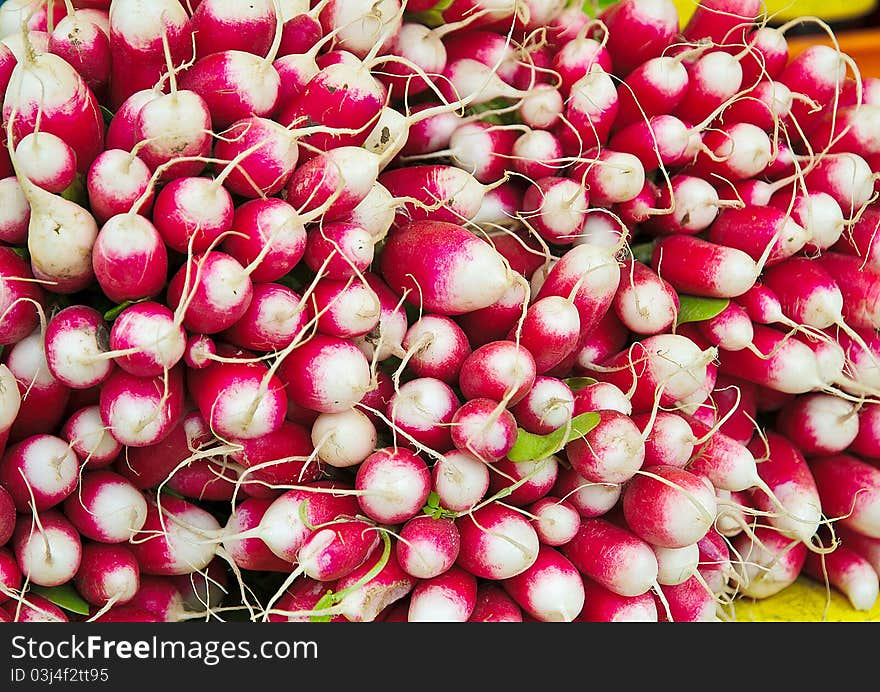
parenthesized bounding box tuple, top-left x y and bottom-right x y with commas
(507, 411, 602, 462)
(103, 300, 135, 321)
(564, 376, 597, 391)
(30, 584, 90, 616)
(99, 105, 115, 126)
(10, 246, 28, 259)
(629, 241, 655, 265)
(403, 9, 445, 27)
(676, 295, 730, 325)
(59, 174, 88, 207)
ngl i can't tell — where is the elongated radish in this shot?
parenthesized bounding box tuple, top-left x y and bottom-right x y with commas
(407, 564, 477, 622)
(468, 582, 523, 622)
(499, 544, 584, 622)
(731, 525, 808, 599)
(809, 453, 880, 538)
(578, 577, 658, 622)
(651, 235, 758, 298)
(455, 501, 539, 580)
(706, 205, 810, 267)
(804, 541, 880, 611)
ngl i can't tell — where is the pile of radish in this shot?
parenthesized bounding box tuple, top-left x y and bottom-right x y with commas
(1, 0, 880, 624)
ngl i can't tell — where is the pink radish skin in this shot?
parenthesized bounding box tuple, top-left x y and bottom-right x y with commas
(655, 575, 717, 622)
(377, 165, 490, 226)
(508, 296, 580, 375)
(585, 333, 715, 414)
(697, 527, 734, 593)
(684, 416, 760, 492)
(86, 149, 154, 225)
(104, 89, 158, 152)
(130, 495, 222, 576)
(62, 470, 148, 543)
(809, 454, 880, 538)
(644, 174, 726, 237)
(386, 377, 459, 453)
(836, 525, 880, 576)
(651, 235, 758, 298)
(166, 457, 239, 503)
(691, 122, 773, 181)
(510, 376, 575, 436)
(267, 577, 341, 623)
(187, 355, 286, 442)
(430, 450, 490, 513)
(0, 484, 15, 545)
(549, 31, 611, 98)
(380, 219, 512, 316)
(74, 542, 141, 607)
(407, 565, 477, 622)
(0, 547, 21, 603)
(488, 455, 559, 507)
(556, 67, 619, 156)
(450, 397, 518, 463)
(775, 393, 860, 456)
(682, 0, 762, 44)
(613, 259, 679, 336)
(562, 517, 659, 597)
(614, 56, 690, 131)
(459, 340, 537, 407)
(694, 302, 755, 352)
(212, 116, 299, 198)
(276, 334, 372, 414)
(578, 577, 658, 622)
(221, 197, 307, 284)
(3, 331, 71, 443)
(402, 315, 472, 384)
(108, 302, 186, 377)
(256, 481, 360, 563)
(706, 205, 810, 267)
(551, 465, 622, 518)
(222, 498, 294, 572)
(527, 496, 581, 546)
(456, 281, 528, 349)
(165, 252, 254, 335)
(511, 128, 564, 180)
(0, 247, 44, 346)
(469, 582, 523, 622)
(519, 84, 564, 130)
(445, 121, 519, 185)
(737, 25, 789, 85)
(335, 546, 417, 623)
(111, 415, 195, 490)
(0, 434, 78, 511)
(572, 308, 630, 371)
(355, 447, 431, 525)
(356, 272, 409, 362)
(732, 525, 808, 599)
(570, 150, 646, 207)
(378, 22, 448, 99)
(720, 80, 793, 132)
(631, 411, 696, 469)
(734, 281, 787, 325)
(151, 176, 234, 254)
(747, 432, 823, 543)
(673, 50, 743, 125)
(566, 409, 646, 485)
(622, 465, 718, 549)
(191, 0, 277, 59)
(296, 519, 380, 582)
(607, 115, 692, 173)
(849, 403, 880, 459)
(44, 305, 114, 390)
(2, 594, 68, 623)
(303, 222, 375, 280)
(778, 44, 848, 133)
(521, 175, 590, 246)
(804, 542, 880, 611)
(599, 0, 679, 77)
(12, 510, 82, 587)
(804, 153, 875, 219)
(0, 177, 29, 244)
(811, 104, 880, 161)
(310, 408, 377, 469)
(221, 283, 310, 353)
(48, 9, 111, 94)
(92, 213, 168, 303)
(832, 206, 880, 268)
(99, 366, 185, 448)
(455, 502, 540, 580)
(230, 420, 321, 499)
(500, 544, 585, 622)
(813, 251, 880, 330)
(286, 147, 380, 222)
(311, 277, 380, 340)
(317, 0, 401, 59)
(396, 515, 461, 580)
(13, 132, 76, 194)
(184, 334, 216, 370)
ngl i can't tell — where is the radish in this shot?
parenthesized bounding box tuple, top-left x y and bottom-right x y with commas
(510, 376, 575, 435)
(221, 283, 310, 354)
(0, 365, 19, 460)
(303, 222, 375, 281)
(333, 544, 417, 623)
(684, 416, 760, 492)
(0, 177, 29, 244)
(836, 525, 880, 576)
(607, 115, 693, 174)
(44, 305, 114, 390)
(430, 450, 490, 513)
(804, 153, 876, 220)
(455, 501, 540, 580)
(561, 517, 658, 597)
(99, 365, 185, 448)
(400, 314, 472, 384)
(450, 397, 518, 463)
(705, 205, 810, 267)
(74, 542, 141, 607)
(386, 377, 459, 453)
(276, 334, 372, 414)
(551, 464, 622, 519)
(622, 465, 718, 549)
(407, 565, 477, 622)
(311, 277, 380, 340)
(775, 393, 860, 456)
(0, 246, 44, 347)
(578, 578, 658, 622)
(632, 411, 696, 469)
(612, 259, 679, 336)
(731, 525, 808, 599)
(572, 308, 630, 371)
(693, 302, 755, 353)
(396, 515, 460, 580)
(2, 593, 68, 623)
(599, 0, 679, 77)
(355, 447, 431, 524)
(804, 541, 880, 611)
(643, 174, 730, 237)
(3, 329, 71, 443)
(613, 56, 690, 131)
(556, 66, 619, 156)
(86, 149, 155, 225)
(469, 582, 523, 622)
(12, 131, 76, 194)
(746, 431, 823, 544)
(191, 0, 278, 59)
(849, 403, 880, 460)
(566, 409, 645, 485)
(0, 547, 21, 603)
(832, 206, 880, 269)
(48, 5, 111, 96)
(183, 334, 216, 370)
(62, 469, 148, 543)
(221, 498, 294, 572)
(12, 509, 82, 587)
(108, 301, 186, 377)
(527, 495, 581, 546)
(653, 542, 700, 586)
(655, 574, 718, 622)
(488, 454, 559, 507)
(151, 175, 234, 255)
(500, 544, 585, 622)
(518, 84, 564, 130)
(456, 280, 528, 349)
(651, 235, 758, 298)
(380, 219, 513, 315)
(459, 340, 536, 407)
(0, 433, 79, 512)
(130, 495, 222, 576)
(310, 408, 377, 469)
(809, 453, 880, 538)
(673, 49, 744, 125)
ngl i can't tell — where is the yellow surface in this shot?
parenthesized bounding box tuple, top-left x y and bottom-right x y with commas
(672, 0, 878, 25)
(731, 577, 880, 622)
